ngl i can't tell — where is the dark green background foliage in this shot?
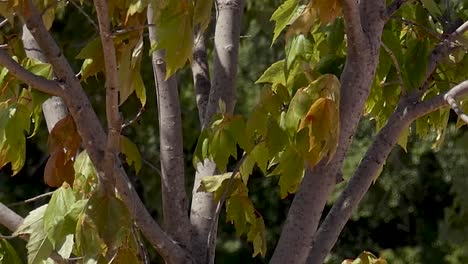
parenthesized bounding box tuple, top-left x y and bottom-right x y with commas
(1, 0, 468, 263)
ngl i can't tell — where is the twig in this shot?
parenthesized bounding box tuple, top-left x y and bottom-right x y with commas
(113, 24, 155, 36)
(444, 80, 468, 123)
(68, 0, 99, 31)
(93, 0, 122, 194)
(381, 42, 407, 93)
(0, 18, 9, 28)
(121, 106, 145, 130)
(206, 154, 246, 263)
(7, 191, 54, 207)
(396, 17, 442, 40)
(142, 158, 161, 175)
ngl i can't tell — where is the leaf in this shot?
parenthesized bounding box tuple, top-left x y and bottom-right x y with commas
(226, 194, 256, 236)
(118, 45, 134, 105)
(75, 213, 106, 258)
(397, 126, 409, 152)
(404, 39, 430, 90)
(247, 215, 267, 257)
(0, 102, 31, 175)
(120, 135, 142, 173)
(270, 0, 301, 43)
(133, 72, 147, 106)
(210, 128, 237, 172)
(311, 0, 341, 24)
(286, 3, 316, 37)
(73, 151, 98, 198)
(419, 0, 442, 18)
(0, 239, 22, 264)
(76, 37, 104, 80)
(85, 195, 132, 250)
(199, 173, 242, 201)
(271, 146, 305, 198)
(193, 0, 214, 31)
(44, 150, 75, 187)
(286, 34, 313, 70)
(284, 87, 316, 134)
(48, 115, 81, 161)
(152, 0, 194, 78)
(43, 186, 76, 244)
(110, 248, 140, 264)
(256, 60, 286, 86)
(13, 204, 54, 264)
(14, 205, 48, 236)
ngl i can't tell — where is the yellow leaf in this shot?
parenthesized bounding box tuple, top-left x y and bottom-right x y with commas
(286, 3, 317, 38)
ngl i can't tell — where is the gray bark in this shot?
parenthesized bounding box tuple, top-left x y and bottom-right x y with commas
(22, 25, 68, 133)
(0, 203, 23, 232)
(270, 1, 387, 263)
(147, 4, 191, 252)
(190, 1, 245, 263)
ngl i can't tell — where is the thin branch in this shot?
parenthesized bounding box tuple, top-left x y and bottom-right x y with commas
(0, 49, 62, 95)
(121, 106, 145, 130)
(147, 3, 191, 251)
(113, 24, 155, 36)
(142, 158, 161, 175)
(396, 17, 442, 40)
(7, 191, 54, 207)
(93, 0, 121, 194)
(0, 202, 23, 232)
(0, 18, 8, 28)
(381, 42, 407, 94)
(206, 154, 246, 262)
(449, 20, 468, 41)
(16, 1, 187, 262)
(68, 0, 99, 31)
(444, 90, 468, 123)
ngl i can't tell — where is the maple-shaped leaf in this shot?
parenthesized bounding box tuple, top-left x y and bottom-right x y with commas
(270, 0, 303, 43)
(0, 102, 31, 175)
(286, 2, 317, 37)
(193, 0, 214, 32)
(76, 37, 104, 81)
(45, 115, 81, 187)
(151, 0, 194, 78)
(120, 135, 142, 173)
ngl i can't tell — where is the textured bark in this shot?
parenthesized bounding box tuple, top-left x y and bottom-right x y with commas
(192, 29, 211, 124)
(22, 25, 69, 133)
(9, 1, 190, 262)
(147, 4, 191, 252)
(190, 1, 245, 263)
(93, 0, 121, 195)
(270, 1, 387, 263)
(0, 203, 23, 232)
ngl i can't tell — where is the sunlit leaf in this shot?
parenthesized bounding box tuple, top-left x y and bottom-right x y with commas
(76, 37, 104, 80)
(120, 135, 142, 173)
(270, 0, 301, 43)
(0, 239, 22, 264)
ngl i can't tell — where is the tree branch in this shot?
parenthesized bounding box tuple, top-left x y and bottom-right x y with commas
(192, 28, 211, 124)
(190, 1, 246, 263)
(93, 0, 121, 195)
(0, 202, 23, 232)
(0, 50, 62, 95)
(147, 3, 191, 251)
(16, 1, 190, 262)
(271, 1, 387, 263)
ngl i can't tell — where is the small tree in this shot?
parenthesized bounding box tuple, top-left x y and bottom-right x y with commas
(0, 0, 467, 263)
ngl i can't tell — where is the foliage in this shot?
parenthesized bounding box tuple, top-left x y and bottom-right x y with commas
(0, 0, 467, 263)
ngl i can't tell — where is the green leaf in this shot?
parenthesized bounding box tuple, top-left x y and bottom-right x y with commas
(210, 128, 237, 172)
(85, 195, 132, 250)
(199, 173, 242, 201)
(76, 37, 104, 80)
(226, 194, 256, 236)
(247, 215, 267, 257)
(286, 34, 313, 70)
(284, 87, 316, 134)
(404, 39, 430, 89)
(75, 213, 106, 258)
(0, 102, 31, 175)
(251, 142, 269, 174)
(152, 1, 194, 78)
(419, 0, 442, 18)
(118, 45, 134, 105)
(110, 248, 141, 264)
(270, 0, 300, 43)
(43, 186, 76, 239)
(256, 60, 286, 86)
(133, 72, 147, 106)
(0, 239, 22, 264)
(27, 229, 53, 264)
(120, 135, 142, 173)
(271, 146, 304, 198)
(14, 205, 48, 236)
(193, 0, 214, 31)
(73, 151, 98, 198)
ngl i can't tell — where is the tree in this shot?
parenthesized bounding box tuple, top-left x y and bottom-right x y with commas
(0, 0, 467, 263)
